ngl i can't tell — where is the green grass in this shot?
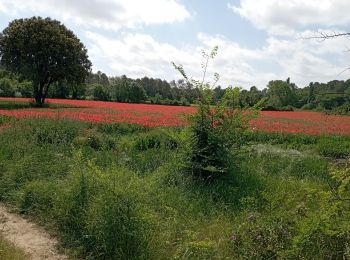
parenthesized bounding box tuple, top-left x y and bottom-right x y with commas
(0, 99, 77, 110)
(0, 115, 349, 259)
(0, 236, 27, 260)
(243, 130, 350, 159)
(0, 100, 33, 110)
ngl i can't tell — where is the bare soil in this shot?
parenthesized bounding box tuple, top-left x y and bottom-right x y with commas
(0, 204, 68, 260)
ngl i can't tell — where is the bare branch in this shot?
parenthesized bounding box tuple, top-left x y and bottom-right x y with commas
(337, 67, 350, 76)
(301, 31, 350, 40)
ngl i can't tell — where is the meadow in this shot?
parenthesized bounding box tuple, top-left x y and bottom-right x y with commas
(0, 98, 350, 259)
(1, 97, 350, 135)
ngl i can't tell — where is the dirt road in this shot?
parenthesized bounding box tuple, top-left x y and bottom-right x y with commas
(0, 204, 68, 259)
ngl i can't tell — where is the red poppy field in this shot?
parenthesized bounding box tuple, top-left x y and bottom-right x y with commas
(0, 97, 350, 135)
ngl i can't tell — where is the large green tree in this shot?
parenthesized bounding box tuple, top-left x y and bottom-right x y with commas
(266, 79, 297, 109)
(0, 17, 91, 106)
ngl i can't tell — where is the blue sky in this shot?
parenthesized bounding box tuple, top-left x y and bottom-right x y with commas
(1, 0, 350, 89)
(139, 0, 267, 48)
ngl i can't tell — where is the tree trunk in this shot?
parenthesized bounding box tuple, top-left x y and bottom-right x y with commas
(34, 81, 51, 107)
(34, 94, 45, 107)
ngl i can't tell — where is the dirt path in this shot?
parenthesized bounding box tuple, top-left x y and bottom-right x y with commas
(0, 204, 68, 259)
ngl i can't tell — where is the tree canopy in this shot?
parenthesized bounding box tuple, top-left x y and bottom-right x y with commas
(265, 79, 297, 109)
(0, 16, 91, 105)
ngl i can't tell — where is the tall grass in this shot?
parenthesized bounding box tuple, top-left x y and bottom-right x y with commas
(0, 115, 349, 258)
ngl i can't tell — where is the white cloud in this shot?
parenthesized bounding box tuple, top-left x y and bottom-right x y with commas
(0, 0, 190, 30)
(0, 2, 6, 12)
(263, 34, 350, 84)
(225, 1, 350, 85)
(229, 0, 350, 35)
(85, 31, 278, 88)
(1, 0, 349, 88)
(85, 30, 350, 89)
(85, 31, 198, 79)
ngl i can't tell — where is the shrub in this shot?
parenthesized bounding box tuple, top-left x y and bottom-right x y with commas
(289, 161, 350, 258)
(173, 47, 252, 179)
(134, 130, 179, 151)
(51, 151, 150, 258)
(85, 189, 149, 259)
(227, 154, 350, 259)
(317, 137, 350, 158)
(333, 102, 350, 115)
(15, 180, 56, 218)
(85, 131, 116, 151)
(0, 77, 16, 97)
(92, 84, 110, 101)
(30, 118, 81, 146)
(301, 103, 316, 110)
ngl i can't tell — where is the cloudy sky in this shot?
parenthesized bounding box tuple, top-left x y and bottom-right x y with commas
(1, 0, 350, 89)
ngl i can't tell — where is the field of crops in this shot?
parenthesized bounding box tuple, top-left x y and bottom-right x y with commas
(0, 97, 349, 135)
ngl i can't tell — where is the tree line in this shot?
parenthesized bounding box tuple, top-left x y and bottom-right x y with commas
(1, 68, 349, 114)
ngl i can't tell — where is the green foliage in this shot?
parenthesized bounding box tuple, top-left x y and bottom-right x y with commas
(229, 157, 350, 259)
(332, 102, 350, 115)
(48, 79, 86, 99)
(265, 79, 298, 110)
(92, 84, 111, 101)
(0, 99, 75, 110)
(74, 129, 116, 151)
(109, 76, 147, 103)
(16, 180, 58, 218)
(316, 137, 350, 158)
(51, 153, 150, 259)
(133, 130, 179, 151)
(287, 161, 350, 258)
(0, 69, 33, 97)
(243, 131, 350, 159)
(173, 46, 252, 179)
(17, 81, 33, 97)
(96, 122, 145, 136)
(0, 115, 350, 258)
(0, 17, 91, 105)
(221, 86, 241, 108)
(31, 118, 81, 146)
(0, 77, 15, 97)
(303, 80, 350, 113)
(129, 81, 147, 103)
(85, 182, 149, 259)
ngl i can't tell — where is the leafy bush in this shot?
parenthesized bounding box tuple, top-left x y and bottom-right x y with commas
(92, 84, 111, 101)
(28, 118, 81, 146)
(85, 188, 149, 259)
(15, 180, 57, 218)
(0, 77, 16, 97)
(333, 102, 350, 115)
(301, 103, 316, 110)
(173, 47, 252, 179)
(83, 130, 116, 151)
(52, 152, 150, 258)
(317, 137, 350, 158)
(289, 161, 350, 258)
(133, 130, 179, 151)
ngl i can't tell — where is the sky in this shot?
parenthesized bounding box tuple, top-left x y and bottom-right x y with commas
(1, 0, 350, 89)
